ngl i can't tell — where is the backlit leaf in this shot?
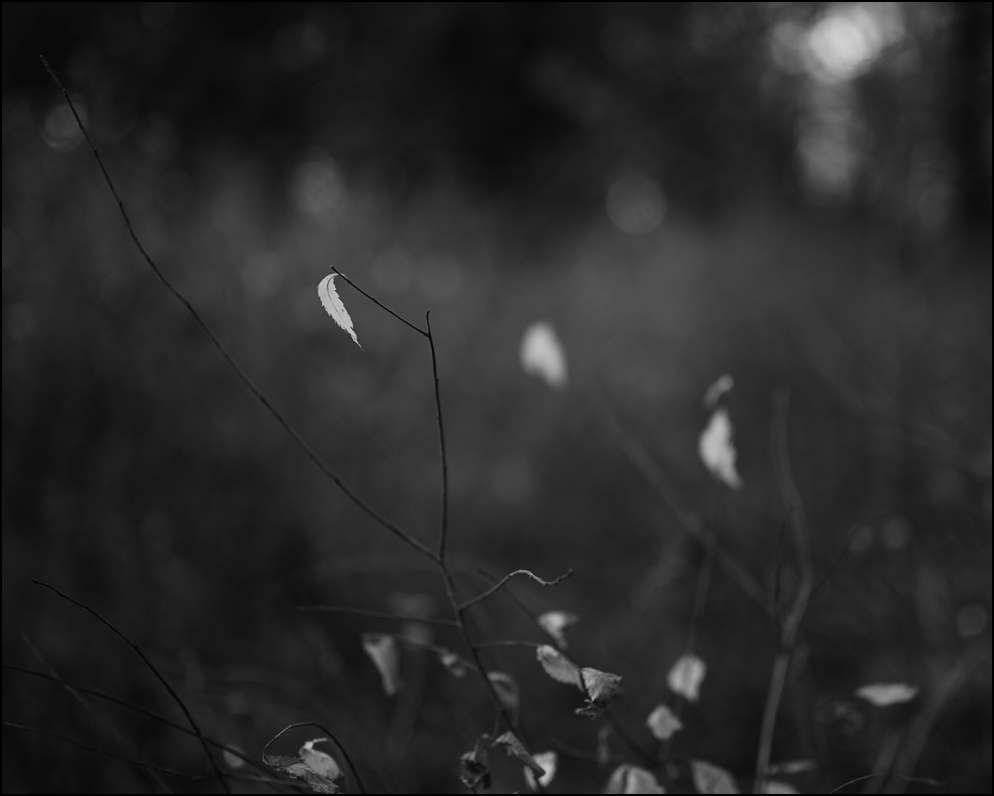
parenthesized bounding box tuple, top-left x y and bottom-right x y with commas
(605, 764, 666, 794)
(299, 738, 342, 782)
(264, 752, 340, 794)
(703, 374, 734, 409)
(668, 654, 706, 702)
(524, 751, 559, 790)
(488, 671, 520, 723)
(317, 274, 360, 348)
(646, 704, 683, 741)
(538, 610, 578, 649)
(691, 760, 739, 794)
(855, 682, 919, 706)
(521, 322, 568, 388)
(582, 668, 622, 702)
(699, 408, 742, 490)
(362, 633, 401, 695)
(536, 644, 581, 687)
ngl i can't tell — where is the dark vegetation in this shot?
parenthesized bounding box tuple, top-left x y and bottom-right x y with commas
(2, 3, 991, 793)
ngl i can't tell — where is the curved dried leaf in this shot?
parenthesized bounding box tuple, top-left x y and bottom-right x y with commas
(605, 764, 666, 794)
(668, 654, 706, 702)
(362, 633, 401, 695)
(488, 671, 520, 722)
(538, 610, 579, 649)
(646, 704, 683, 741)
(524, 751, 559, 790)
(317, 274, 360, 348)
(704, 374, 734, 409)
(582, 668, 622, 702)
(459, 743, 491, 792)
(521, 322, 568, 388)
(855, 682, 919, 706)
(699, 408, 742, 490)
(691, 760, 739, 794)
(300, 739, 342, 781)
(536, 644, 582, 687)
(264, 753, 340, 794)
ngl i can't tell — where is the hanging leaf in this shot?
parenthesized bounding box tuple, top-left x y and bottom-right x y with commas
(459, 739, 492, 792)
(668, 654, 707, 702)
(605, 763, 666, 794)
(698, 408, 742, 490)
(703, 374, 734, 409)
(538, 610, 579, 649)
(524, 751, 559, 790)
(299, 739, 343, 782)
(536, 644, 582, 687)
(521, 322, 568, 388)
(646, 704, 683, 741)
(691, 760, 739, 794)
(762, 782, 799, 794)
(582, 668, 622, 703)
(263, 750, 341, 795)
(488, 671, 520, 723)
(362, 634, 401, 695)
(494, 732, 546, 778)
(855, 683, 919, 706)
(317, 274, 361, 348)
(439, 649, 468, 678)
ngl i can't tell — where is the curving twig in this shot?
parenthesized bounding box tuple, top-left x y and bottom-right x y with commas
(33, 580, 230, 792)
(459, 569, 574, 613)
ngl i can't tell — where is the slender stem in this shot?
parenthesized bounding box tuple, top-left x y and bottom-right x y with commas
(459, 568, 573, 613)
(34, 580, 230, 793)
(39, 55, 434, 564)
(297, 606, 458, 627)
(331, 266, 427, 337)
(1, 665, 274, 780)
(425, 311, 451, 562)
(263, 722, 366, 795)
(753, 389, 813, 794)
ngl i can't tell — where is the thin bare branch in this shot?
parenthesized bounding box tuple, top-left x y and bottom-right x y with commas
(459, 569, 574, 613)
(754, 388, 814, 794)
(425, 311, 451, 562)
(330, 266, 427, 336)
(827, 773, 939, 794)
(262, 721, 366, 794)
(33, 580, 229, 792)
(39, 55, 434, 563)
(297, 605, 458, 627)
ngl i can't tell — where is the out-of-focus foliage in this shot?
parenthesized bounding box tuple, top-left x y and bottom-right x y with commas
(2, 2, 991, 794)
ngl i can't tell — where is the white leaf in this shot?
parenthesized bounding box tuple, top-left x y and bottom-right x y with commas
(488, 671, 520, 722)
(605, 764, 666, 794)
(646, 704, 683, 741)
(703, 374, 734, 409)
(699, 408, 742, 489)
(691, 760, 739, 794)
(317, 274, 361, 348)
(538, 610, 579, 649)
(521, 322, 568, 388)
(762, 782, 799, 794)
(524, 750, 558, 790)
(668, 654, 707, 702)
(855, 682, 919, 706)
(582, 668, 622, 703)
(299, 739, 343, 781)
(362, 634, 401, 695)
(536, 644, 582, 687)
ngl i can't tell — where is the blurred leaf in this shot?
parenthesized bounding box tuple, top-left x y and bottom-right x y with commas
(521, 322, 568, 388)
(538, 610, 578, 649)
(488, 671, 520, 723)
(767, 760, 815, 776)
(317, 273, 360, 348)
(362, 633, 401, 695)
(524, 751, 559, 790)
(536, 644, 582, 687)
(699, 408, 742, 489)
(703, 374, 734, 409)
(646, 704, 683, 741)
(855, 683, 919, 706)
(597, 725, 613, 767)
(605, 763, 665, 793)
(439, 649, 468, 678)
(762, 782, 799, 794)
(668, 654, 707, 702)
(691, 760, 739, 794)
(299, 738, 343, 782)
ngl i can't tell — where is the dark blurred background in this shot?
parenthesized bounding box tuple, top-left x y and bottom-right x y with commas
(2, 2, 991, 793)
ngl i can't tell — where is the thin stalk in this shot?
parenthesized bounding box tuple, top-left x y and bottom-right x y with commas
(426, 312, 450, 561)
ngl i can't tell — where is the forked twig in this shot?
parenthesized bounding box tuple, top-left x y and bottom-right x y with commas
(33, 580, 230, 793)
(40, 55, 434, 563)
(753, 388, 814, 794)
